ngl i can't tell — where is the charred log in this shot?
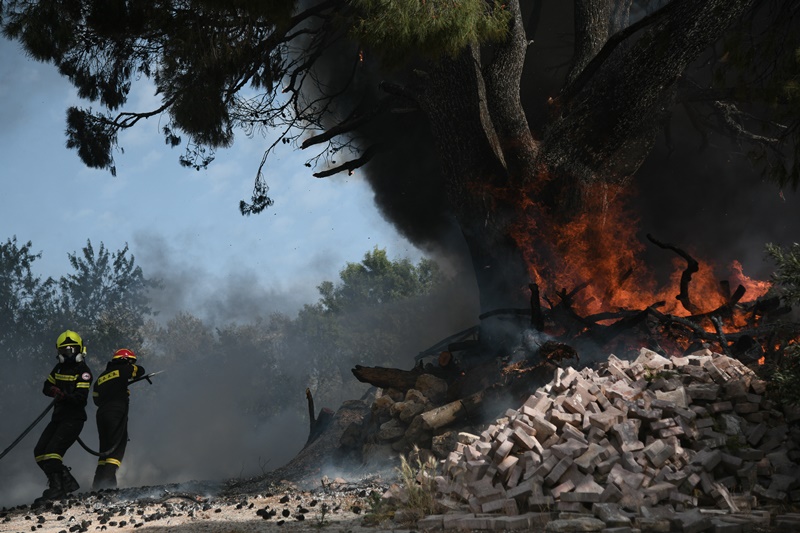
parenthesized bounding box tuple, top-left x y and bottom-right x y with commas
(689, 284, 747, 323)
(539, 340, 580, 364)
(421, 362, 556, 431)
(710, 316, 733, 358)
(530, 282, 545, 331)
(351, 364, 425, 392)
(731, 335, 765, 363)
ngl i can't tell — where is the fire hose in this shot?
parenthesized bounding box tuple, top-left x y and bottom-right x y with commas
(76, 371, 163, 457)
(0, 371, 162, 461)
(0, 400, 55, 461)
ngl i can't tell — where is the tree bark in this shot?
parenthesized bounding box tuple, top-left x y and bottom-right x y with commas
(543, 0, 756, 194)
(418, 46, 533, 313)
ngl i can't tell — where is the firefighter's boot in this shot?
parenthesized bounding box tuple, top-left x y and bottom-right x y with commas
(92, 464, 116, 491)
(35, 471, 66, 503)
(61, 465, 80, 494)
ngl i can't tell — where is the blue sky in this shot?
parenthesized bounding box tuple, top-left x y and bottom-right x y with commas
(0, 38, 425, 321)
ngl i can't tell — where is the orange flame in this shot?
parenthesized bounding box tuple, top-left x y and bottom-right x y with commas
(729, 260, 771, 302)
(505, 181, 771, 323)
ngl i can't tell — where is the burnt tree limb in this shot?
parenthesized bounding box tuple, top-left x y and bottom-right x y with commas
(689, 284, 747, 322)
(530, 282, 545, 331)
(647, 234, 700, 314)
(304, 388, 333, 448)
(710, 316, 733, 357)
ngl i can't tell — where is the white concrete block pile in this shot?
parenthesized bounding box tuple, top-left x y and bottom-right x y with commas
(432, 348, 800, 530)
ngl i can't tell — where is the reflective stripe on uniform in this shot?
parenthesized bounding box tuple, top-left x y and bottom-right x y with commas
(47, 375, 56, 384)
(35, 453, 63, 463)
(76, 382, 90, 388)
(99, 458, 122, 467)
(97, 370, 120, 385)
(54, 373, 78, 381)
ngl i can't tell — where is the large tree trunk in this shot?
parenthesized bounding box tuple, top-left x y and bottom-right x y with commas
(404, 0, 756, 318)
(542, 0, 756, 204)
(415, 46, 533, 314)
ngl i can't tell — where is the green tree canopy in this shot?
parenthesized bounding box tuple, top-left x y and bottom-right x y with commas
(0, 237, 57, 361)
(59, 240, 160, 356)
(290, 248, 452, 403)
(314, 247, 443, 313)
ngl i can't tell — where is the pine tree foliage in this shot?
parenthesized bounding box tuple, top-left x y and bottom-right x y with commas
(348, 0, 511, 64)
(766, 242, 800, 305)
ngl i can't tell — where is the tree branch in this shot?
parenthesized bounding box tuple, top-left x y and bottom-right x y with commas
(567, 0, 612, 86)
(312, 143, 382, 178)
(646, 233, 700, 315)
(300, 97, 392, 149)
(559, 0, 689, 107)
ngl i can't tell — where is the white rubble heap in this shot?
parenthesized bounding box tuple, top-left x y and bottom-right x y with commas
(415, 349, 800, 532)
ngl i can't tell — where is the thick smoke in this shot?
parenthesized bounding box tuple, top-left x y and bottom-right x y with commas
(0, 347, 307, 508)
(0, 239, 478, 509)
(133, 232, 320, 324)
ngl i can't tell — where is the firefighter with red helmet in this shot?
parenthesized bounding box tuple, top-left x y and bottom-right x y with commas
(91, 348, 145, 490)
(34, 330, 93, 502)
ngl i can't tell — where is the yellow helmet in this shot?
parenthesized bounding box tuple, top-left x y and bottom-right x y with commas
(56, 330, 83, 350)
(56, 330, 85, 363)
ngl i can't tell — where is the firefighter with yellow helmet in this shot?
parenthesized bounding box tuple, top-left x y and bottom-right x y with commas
(33, 330, 93, 502)
(91, 348, 145, 490)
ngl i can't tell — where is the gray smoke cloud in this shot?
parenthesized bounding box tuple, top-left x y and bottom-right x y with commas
(132, 231, 320, 324)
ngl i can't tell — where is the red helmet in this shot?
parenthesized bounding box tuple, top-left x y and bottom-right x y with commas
(112, 348, 137, 361)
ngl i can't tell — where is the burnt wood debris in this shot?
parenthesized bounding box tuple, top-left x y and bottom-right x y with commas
(351, 235, 797, 414)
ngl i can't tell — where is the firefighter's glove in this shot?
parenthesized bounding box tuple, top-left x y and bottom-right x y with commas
(49, 386, 66, 401)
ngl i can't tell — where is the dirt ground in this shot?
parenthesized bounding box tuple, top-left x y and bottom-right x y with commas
(0, 476, 419, 533)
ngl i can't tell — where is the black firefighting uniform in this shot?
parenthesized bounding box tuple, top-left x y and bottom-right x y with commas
(92, 359, 145, 487)
(34, 361, 93, 475)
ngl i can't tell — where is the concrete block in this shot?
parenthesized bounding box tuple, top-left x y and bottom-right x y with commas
(544, 516, 605, 532)
(531, 414, 558, 439)
(545, 457, 573, 486)
(591, 502, 632, 527)
(643, 439, 675, 468)
(550, 479, 575, 499)
(552, 439, 589, 460)
(575, 442, 607, 473)
(612, 420, 644, 452)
